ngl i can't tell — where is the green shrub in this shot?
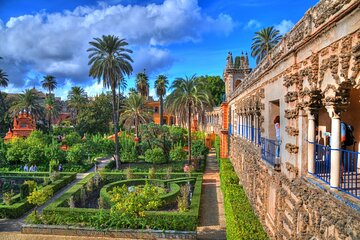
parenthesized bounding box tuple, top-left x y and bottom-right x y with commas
(3, 190, 14, 205)
(144, 147, 167, 164)
(119, 133, 138, 162)
(219, 159, 268, 240)
(20, 184, 30, 200)
(170, 144, 187, 162)
(66, 143, 86, 165)
(191, 140, 208, 160)
(64, 132, 82, 147)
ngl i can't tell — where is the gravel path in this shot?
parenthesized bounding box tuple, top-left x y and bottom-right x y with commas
(197, 150, 226, 240)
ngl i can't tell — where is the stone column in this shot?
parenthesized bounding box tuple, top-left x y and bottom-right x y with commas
(326, 105, 342, 188)
(306, 109, 317, 174)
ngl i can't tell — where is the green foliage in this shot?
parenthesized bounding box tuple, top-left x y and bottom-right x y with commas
(148, 167, 156, 179)
(23, 180, 37, 194)
(214, 136, 220, 160)
(169, 126, 186, 146)
(124, 167, 134, 180)
(170, 144, 187, 162)
(66, 143, 86, 165)
(144, 147, 167, 164)
(3, 190, 14, 205)
(191, 140, 208, 160)
(20, 184, 30, 200)
(109, 183, 165, 217)
(45, 144, 66, 164)
(27, 144, 46, 165)
(64, 132, 82, 147)
(5, 138, 29, 164)
(196, 75, 225, 106)
(119, 133, 138, 162)
(177, 185, 190, 212)
(76, 93, 113, 135)
(219, 159, 268, 240)
(27, 187, 53, 207)
(0, 139, 7, 166)
(140, 123, 171, 157)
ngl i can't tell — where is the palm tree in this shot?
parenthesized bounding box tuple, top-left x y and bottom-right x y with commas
(87, 35, 133, 170)
(165, 75, 213, 163)
(41, 75, 57, 95)
(0, 69, 9, 113)
(67, 86, 88, 120)
(120, 94, 152, 137)
(251, 26, 282, 64)
(129, 87, 138, 95)
(10, 89, 44, 120)
(0, 57, 9, 113)
(136, 71, 149, 98)
(155, 75, 168, 125)
(41, 75, 57, 130)
(45, 96, 61, 129)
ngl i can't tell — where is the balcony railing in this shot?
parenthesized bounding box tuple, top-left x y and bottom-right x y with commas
(261, 137, 279, 168)
(313, 143, 331, 184)
(311, 142, 360, 199)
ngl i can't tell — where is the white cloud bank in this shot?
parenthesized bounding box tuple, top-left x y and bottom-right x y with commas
(0, 0, 235, 98)
(275, 19, 294, 35)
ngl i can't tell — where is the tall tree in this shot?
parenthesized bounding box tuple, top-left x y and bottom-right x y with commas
(251, 26, 282, 64)
(10, 89, 44, 120)
(0, 57, 9, 114)
(45, 96, 61, 130)
(136, 71, 149, 98)
(67, 86, 88, 121)
(197, 75, 225, 106)
(165, 75, 213, 163)
(120, 94, 152, 137)
(41, 75, 57, 130)
(41, 75, 57, 95)
(155, 75, 168, 125)
(87, 35, 133, 169)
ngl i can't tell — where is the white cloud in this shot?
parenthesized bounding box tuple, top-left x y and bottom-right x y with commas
(245, 19, 261, 30)
(275, 19, 294, 35)
(0, 0, 235, 98)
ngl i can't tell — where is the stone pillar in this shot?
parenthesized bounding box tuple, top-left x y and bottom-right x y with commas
(326, 105, 342, 188)
(306, 110, 316, 174)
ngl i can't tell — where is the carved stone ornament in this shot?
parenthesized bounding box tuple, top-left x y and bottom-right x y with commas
(284, 109, 299, 119)
(284, 92, 299, 103)
(283, 73, 301, 88)
(312, 0, 352, 28)
(285, 126, 299, 136)
(319, 55, 340, 85)
(285, 143, 299, 154)
(350, 42, 360, 86)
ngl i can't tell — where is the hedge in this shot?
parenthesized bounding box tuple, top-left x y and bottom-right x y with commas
(219, 159, 268, 240)
(42, 173, 203, 231)
(0, 172, 76, 219)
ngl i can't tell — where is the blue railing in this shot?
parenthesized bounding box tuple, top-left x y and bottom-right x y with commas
(339, 149, 359, 199)
(229, 124, 232, 135)
(312, 142, 359, 199)
(313, 143, 331, 184)
(251, 127, 255, 142)
(261, 137, 278, 167)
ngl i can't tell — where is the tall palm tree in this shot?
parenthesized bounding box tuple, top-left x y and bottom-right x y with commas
(0, 69, 9, 113)
(251, 26, 282, 64)
(155, 75, 168, 125)
(87, 35, 133, 169)
(10, 89, 44, 120)
(0, 57, 9, 113)
(41, 75, 57, 95)
(45, 96, 61, 129)
(120, 94, 152, 137)
(136, 71, 149, 98)
(41, 75, 57, 130)
(165, 75, 213, 163)
(67, 86, 88, 120)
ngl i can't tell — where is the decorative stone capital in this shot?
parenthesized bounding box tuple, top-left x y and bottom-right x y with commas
(325, 105, 343, 119)
(304, 107, 319, 120)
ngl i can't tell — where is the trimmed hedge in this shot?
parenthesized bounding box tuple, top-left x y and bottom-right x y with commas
(219, 159, 268, 240)
(42, 173, 203, 231)
(0, 172, 76, 219)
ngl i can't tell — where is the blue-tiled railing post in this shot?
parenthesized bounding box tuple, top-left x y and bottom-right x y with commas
(251, 127, 255, 143)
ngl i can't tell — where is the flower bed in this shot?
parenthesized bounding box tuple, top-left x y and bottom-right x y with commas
(0, 172, 76, 218)
(39, 172, 203, 231)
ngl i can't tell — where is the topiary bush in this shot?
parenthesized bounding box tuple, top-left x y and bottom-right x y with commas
(144, 147, 167, 164)
(191, 140, 208, 160)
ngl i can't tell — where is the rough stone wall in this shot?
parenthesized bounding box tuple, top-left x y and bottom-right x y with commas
(230, 137, 360, 240)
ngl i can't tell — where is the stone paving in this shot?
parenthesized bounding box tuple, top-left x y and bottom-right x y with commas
(197, 151, 226, 240)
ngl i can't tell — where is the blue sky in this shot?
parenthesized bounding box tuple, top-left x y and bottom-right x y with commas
(0, 0, 318, 99)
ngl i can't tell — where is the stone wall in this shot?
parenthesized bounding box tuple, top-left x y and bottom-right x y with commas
(229, 137, 360, 240)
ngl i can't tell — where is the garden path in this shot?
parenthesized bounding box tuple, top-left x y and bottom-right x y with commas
(0, 156, 112, 233)
(197, 150, 226, 240)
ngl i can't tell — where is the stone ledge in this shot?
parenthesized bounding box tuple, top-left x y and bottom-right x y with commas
(21, 224, 197, 240)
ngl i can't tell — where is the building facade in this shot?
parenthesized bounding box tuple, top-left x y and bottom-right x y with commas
(206, 0, 360, 239)
(4, 111, 36, 142)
